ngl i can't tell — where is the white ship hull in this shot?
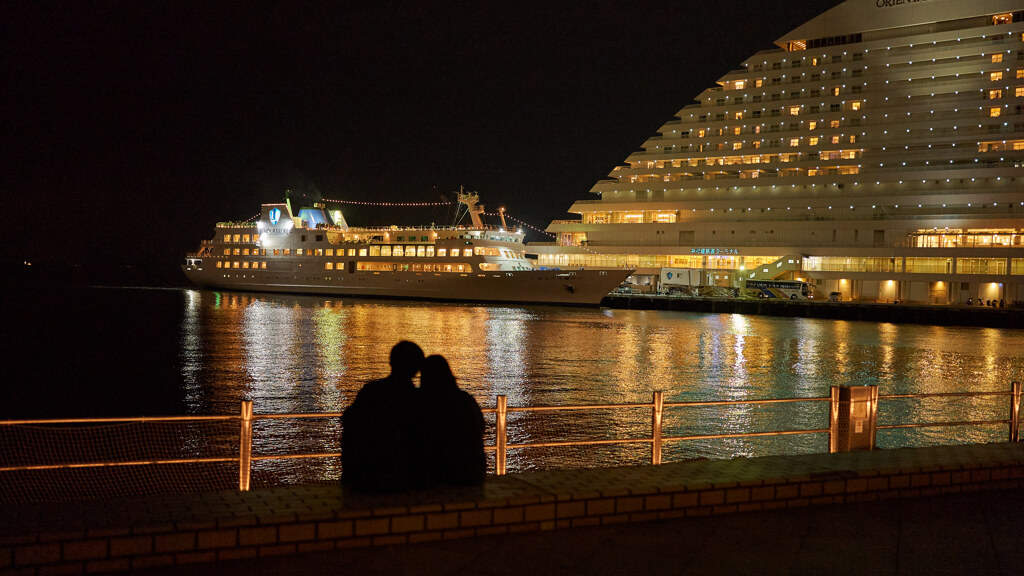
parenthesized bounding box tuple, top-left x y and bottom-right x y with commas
(182, 264, 627, 306)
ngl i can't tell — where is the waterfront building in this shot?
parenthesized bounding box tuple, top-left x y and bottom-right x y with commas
(532, 0, 1024, 304)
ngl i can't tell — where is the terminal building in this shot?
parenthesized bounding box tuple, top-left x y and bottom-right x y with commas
(531, 0, 1024, 305)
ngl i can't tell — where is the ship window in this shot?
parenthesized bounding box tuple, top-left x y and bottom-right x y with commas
(359, 248, 368, 256)
(223, 249, 230, 256)
(254, 234, 260, 243)
(296, 249, 303, 255)
(242, 262, 249, 269)
(232, 262, 239, 268)
(242, 235, 250, 242)
(347, 249, 356, 256)
(393, 245, 404, 257)
(261, 262, 267, 269)
(242, 249, 249, 255)
(451, 249, 460, 257)
(381, 245, 392, 257)
(438, 248, 447, 257)
(283, 249, 291, 255)
(233, 249, 240, 255)
(369, 246, 381, 256)
(326, 249, 333, 256)
(233, 235, 241, 243)
(397, 236, 404, 242)
(216, 261, 222, 268)
(407, 246, 417, 256)
(426, 246, 435, 257)
(325, 262, 333, 270)
(417, 246, 426, 257)
(421, 236, 428, 242)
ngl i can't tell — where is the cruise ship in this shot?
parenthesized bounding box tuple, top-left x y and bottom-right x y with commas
(182, 192, 632, 305)
(531, 0, 1024, 305)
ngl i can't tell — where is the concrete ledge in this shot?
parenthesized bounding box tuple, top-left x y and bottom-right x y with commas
(2, 443, 1022, 575)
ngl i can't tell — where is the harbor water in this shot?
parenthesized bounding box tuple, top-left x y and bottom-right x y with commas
(4, 285, 1023, 478)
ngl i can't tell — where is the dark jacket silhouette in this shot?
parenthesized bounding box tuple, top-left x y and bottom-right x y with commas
(341, 341, 424, 493)
(419, 355, 486, 486)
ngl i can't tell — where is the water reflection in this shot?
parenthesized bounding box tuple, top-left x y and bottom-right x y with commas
(178, 290, 1024, 473)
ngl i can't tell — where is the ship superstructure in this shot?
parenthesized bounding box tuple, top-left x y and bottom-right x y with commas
(531, 0, 1024, 305)
(183, 192, 631, 305)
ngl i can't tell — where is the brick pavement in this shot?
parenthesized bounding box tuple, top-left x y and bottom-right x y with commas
(1, 442, 1022, 575)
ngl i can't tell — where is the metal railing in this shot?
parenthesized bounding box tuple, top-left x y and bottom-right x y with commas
(1, 383, 1019, 493)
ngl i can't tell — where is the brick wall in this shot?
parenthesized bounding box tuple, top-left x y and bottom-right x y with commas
(2, 457, 1021, 575)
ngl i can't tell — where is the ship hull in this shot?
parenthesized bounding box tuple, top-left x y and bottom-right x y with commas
(182, 265, 629, 306)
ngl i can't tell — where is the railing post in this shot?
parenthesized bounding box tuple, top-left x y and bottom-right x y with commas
(829, 385, 878, 453)
(239, 400, 253, 491)
(652, 391, 664, 465)
(496, 395, 507, 476)
(829, 386, 840, 453)
(1011, 381, 1021, 443)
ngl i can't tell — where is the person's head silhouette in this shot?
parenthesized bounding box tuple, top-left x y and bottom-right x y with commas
(421, 354, 458, 394)
(389, 340, 424, 380)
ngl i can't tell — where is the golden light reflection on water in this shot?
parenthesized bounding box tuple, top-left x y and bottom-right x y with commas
(179, 290, 1024, 471)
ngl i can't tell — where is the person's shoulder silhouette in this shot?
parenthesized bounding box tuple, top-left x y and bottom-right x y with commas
(419, 354, 486, 487)
(342, 340, 425, 493)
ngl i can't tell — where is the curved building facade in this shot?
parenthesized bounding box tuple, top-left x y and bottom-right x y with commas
(533, 0, 1024, 304)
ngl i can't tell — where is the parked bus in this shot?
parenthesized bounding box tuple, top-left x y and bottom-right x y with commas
(742, 279, 813, 300)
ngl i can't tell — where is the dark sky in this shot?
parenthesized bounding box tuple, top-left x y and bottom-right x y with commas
(2, 1, 844, 271)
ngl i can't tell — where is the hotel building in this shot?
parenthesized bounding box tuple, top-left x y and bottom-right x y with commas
(532, 0, 1024, 304)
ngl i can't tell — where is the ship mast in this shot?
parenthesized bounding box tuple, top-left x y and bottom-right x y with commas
(456, 187, 485, 228)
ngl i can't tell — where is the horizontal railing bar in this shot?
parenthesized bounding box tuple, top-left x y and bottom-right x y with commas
(506, 403, 653, 413)
(250, 452, 341, 461)
(0, 416, 237, 426)
(507, 437, 653, 449)
(664, 428, 830, 442)
(0, 456, 239, 473)
(879, 419, 1011, 430)
(879, 392, 1010, 400)
(664, 397, 830, 408)
(253, 413, 344, 420)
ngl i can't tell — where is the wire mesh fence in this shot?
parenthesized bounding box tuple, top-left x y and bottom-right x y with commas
(1, 383, 1019, 504)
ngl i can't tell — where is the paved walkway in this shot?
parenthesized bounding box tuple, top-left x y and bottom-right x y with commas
(131, 487, 1023, 576)
(2, 443, 1022, 575)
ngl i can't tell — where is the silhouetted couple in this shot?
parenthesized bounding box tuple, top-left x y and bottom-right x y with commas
(341, 341, 486, 493)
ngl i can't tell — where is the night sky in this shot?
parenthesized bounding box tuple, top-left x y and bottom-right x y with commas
(3, 1, 845, 278)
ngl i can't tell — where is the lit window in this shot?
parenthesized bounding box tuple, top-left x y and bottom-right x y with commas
(417, 246, 426, 257)
(809, 137, 819, 146)
(991, 107, 1002, 117)
(754, 79, 763, 87)
(830, 120, 840, 128)
(754, 126, 761, 134)
(1018, 70, 1024, 79)
(216, 261, 222, 268)
(992, 71, 1004, 81)
(733, 142, 743, 150)
(438, 248, 447, 257)
(832, 87, 840, 96)
(223, 249, 230, 256)
(831, 135, 841, 144)
(990, 89, 1003, 99)
(808, 121, 817, 130)
(325, 262, 333, 270)
(296, 249, 303, 255)
(283, 249, 291, 255)
(698, 129, 707, 137)
(850, 101, 862, 111)
(993, 54, 1004, 63)
(233, 248, 240, 255)
(233, 235, 241, 243)
(242, 262, 249, 269)
(752, 141, 761, 149)
(242, 235, 250, 243)
(1017, 87, 1024, 97)
(261, 262, 267, 269)
(326, 249, 333, 256)
(232, 262, 239, 269)
(451, 248, 460, 257)
(242, 249, 249, 255)
(734, 111, 743, 119)
(359, 249, 367, 256)
(850, 135, 857, 143)
(788, 106, 801, 115)
(993, 13, 1012, 25)
(789, 138, 800, 147)
(347, 249, 356, 256)
(393, 245, 404, 257)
